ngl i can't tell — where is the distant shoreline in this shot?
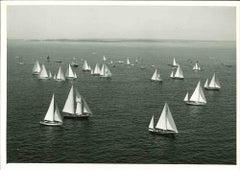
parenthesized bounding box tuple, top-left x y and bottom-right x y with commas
(7, 39, 236, 43)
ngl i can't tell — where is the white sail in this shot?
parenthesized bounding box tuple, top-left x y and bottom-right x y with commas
(32, 60, 41, 74)
(38, 64, 49, 79)
(127, 58, 130, 65)
(184, 92, 189, 102)
(95, 64, 102, 72)
(48, 71, 52, 79)
(65, 64, 75, 78)
(62, 86, 75, 114)
(204, 78, 209, 88)
(100, 64, 112, 77)
(53, 74, 56, 80)
(103, 56, 106, 61)
(170, 71, 174, 78)
(151, 69, 161, 81)
(155, 103, 178, 133)
(174, 65, 184, 79)
(189, 81, 207, 103)
(82, 60, 89, 71)
(74, 72, 77, 79)
(44, 94, 55, 122)
(135, 57, 138, 63)
(173, 58, 178, 66)
(54, 104, 63, 123)
(148, 115, 154, 130)
(82, 97, 92, 114)
(56, 66, 65, 81)
(208, 73, 221, 88)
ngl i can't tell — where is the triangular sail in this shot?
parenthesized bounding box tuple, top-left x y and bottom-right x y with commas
(127, 58, 130, 65)
(103, 56, 106, 61)
(56, 66, 65, 80)
(38, 64, 49, 79)
(148, 115, 154, 129)
(62, 86, 75, 114)
(184, 92, 189, 101)
(44, 94, 55, 122)
(189, 81, 207, 103)
(74, 72, 77, 79)
(104, 65, 112, 77)
(48, 71, 52, 79)
(209, 73, 221, 88)
(94, 63, 101, 75)
(82, 60, 89, 70)
(204, 79, 209, 88)
(32, 60, 41, 74)
(82, 98, 92, 114)
(174, 65, 184, 78)
(170, 71, 174, 78)
(66, 64, 75, 78)
(173, 58, 177, 66)
(151, 69, 158, 80)
(54, 104, 63, 123)
(75, 101, 83, 116)
(155, 103, 178, 133)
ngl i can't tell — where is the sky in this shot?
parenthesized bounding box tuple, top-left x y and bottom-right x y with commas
(7, 5, 236, 41)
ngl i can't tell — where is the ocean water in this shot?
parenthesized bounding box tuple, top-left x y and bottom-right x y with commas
(7, 40, 236, 164)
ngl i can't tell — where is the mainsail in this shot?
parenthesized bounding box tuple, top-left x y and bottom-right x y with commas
(174, 65, 184, 79)
(32, 60, 41, 74)
(189, 81, 207, 104)
(155, 103, 178, 133)
(56, 66, 65, 81)
(94, 63, 101, 75)
(208, 73, 221, 89)
(65, 64, 75, 79)
(38, 64, 49, 79)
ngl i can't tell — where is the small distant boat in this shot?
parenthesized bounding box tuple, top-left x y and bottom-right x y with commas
(151, 69, 162, 82)
(193, 62, 201, 71)
(82, 60, 91, 72)
(32, 60, 41, 75)
(204, 73, 221, 90)
(135, 57, 138, 64)
(100, 64, 112, 78)
(171, 58, 178, 67)
(53, 74, 56, 80)
(70, 57, 78, 67)
(18, 56, 24, 65)
(38, 64, 49, 80)
(118, 60, 124, 64)
(148, 102, 178, 136)
(172, 65, 184, 79)
(40, 94, 63, 126)
(93, 63, 101, 75)
(126, 58, 130, 65)
(103, 56, 107, 61)
(183, 92, 189, 102)
(55, 66, 65, 81)
(63, 86, 92, 119)
(65, 64, 76, 80)
(186, 81, 207, 106)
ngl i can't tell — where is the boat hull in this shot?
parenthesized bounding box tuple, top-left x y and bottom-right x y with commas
(151, 79, 163, 82)
(172, 77, 184, 80)
(40, 121, 63, 126)
(186, 101, 206, 106)
(55, 79, 65, 82)
(149, 129, 176, 137)
(99, 76, 111, 78)
(204, 87, 220, 91)
(64, 114, 90, 119)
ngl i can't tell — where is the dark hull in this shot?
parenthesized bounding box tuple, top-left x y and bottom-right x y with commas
(148, 129, 176, 138)
(64, 114, 90, 120)
(204, 87, 220, 91)
(186, 101, 206, 106)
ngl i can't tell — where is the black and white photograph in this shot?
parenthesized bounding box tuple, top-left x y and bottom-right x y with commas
(0, 1, 239, 170)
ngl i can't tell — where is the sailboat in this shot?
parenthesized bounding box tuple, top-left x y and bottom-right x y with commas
(100, 64, 112, 78)
(18, 56, 24, 65)
(62, 86, 92, 119)
(186, 81, 207, 106)
(183, 92, 189, 102)
(204, 73, 221, 90)
(171, 58, 178, 67)
(172, 64, 184, 79)
(151, 69, 162, 82)
(32, 60, 41, 74)
(93, 63, 101, 75)
(55, 66, 65, 81)
(148, 102, 178, 136)
(103, 56, 107, 61)
(82, 60, 91, 72)
(204, 78, 209, 88)
(71, 57, 79, 67)
(40, 94, 63, 126)
(65, 64, 76, 79)
(193, 62, 201, 71)
(126, 58, 130, 65)
(38, 64, 49, 80)
(135, 57, 138, 64)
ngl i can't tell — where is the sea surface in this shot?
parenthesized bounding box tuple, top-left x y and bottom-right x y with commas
(7, 39, 236, 164)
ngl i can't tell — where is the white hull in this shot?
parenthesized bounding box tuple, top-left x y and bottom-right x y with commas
(186, 101, 206, 106)
(55, 79, 65, 82)
(38, 77, 50, 80)
(40, 121, 63, 126)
